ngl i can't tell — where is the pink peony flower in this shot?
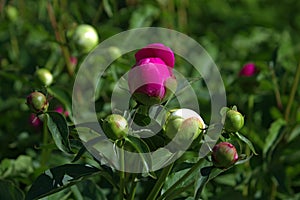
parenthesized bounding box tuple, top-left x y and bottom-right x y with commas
(128, 43, 175, 104)
(239, 63, 258, 77)
(135, 43, 175, 68)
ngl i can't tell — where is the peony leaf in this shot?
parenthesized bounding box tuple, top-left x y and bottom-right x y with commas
(194, 166, 213, 199)
(125, 135, 152, 173)
(25, 164, 103, 200)
(0, 179, 24, 200)
(263, 118, 286, 158)
(46, 112, 73, 154)
(235, 132, 258, 155)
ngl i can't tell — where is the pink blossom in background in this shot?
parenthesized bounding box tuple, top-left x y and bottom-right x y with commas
(128, 43, 175, 101)
(55, 106, 69, 117)
(70, 56, 78, 66)
(29, 114, 42, 128)
(239, 63, 258, 77)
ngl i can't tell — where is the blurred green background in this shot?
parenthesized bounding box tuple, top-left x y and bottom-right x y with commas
(1, 0, 300, 199)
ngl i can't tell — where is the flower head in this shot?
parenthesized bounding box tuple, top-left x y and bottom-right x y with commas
(135, 43, 175, 68)
(212, 142, 238, 169)
(164, 108, 206, 141)
(26, 91, 49, 113)
(239, 63, 258, 77)
(128, 43, 176, 105)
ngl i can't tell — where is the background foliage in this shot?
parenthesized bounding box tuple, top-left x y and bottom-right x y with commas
(1, 0, 300, 199)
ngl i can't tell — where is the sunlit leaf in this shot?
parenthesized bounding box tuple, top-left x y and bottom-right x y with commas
(263, 118, 286, 158)
(235, 132, 258, 155)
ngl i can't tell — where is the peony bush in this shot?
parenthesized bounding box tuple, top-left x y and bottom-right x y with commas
(23, 43, 256, 200)
(1, 1, 300, 200)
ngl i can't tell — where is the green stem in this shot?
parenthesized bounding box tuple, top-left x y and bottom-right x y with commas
(128, 174, 138, 200)
(119, 146, 125, 200)
(157, 158, 204, 200)
(41, 114, 49, 167)
(146, 162, 174, 200)
(270, 66, 283, 110)
(166, 182, 194, 200)
(285, 59, 300, 121)
(47, 1, 73, 76)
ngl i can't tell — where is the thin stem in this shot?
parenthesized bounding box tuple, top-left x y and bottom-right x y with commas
(40, 114, 49, 167)
(47, 1, 73, 76)
(119, 145, 125, 200)
(157, 158, 204, 200)
(166, 182, 194, 200)
(146, 162, 174, 200)
(285, 59, 300, 121)
(270, 66, 283, 110)
(128, 174, 138, 200)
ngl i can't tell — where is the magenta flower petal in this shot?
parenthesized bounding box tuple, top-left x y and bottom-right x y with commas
(128, 61, 171, 99)
(135, 43, 175, 68)
(134, 57, 173, 76)
(55, 106, 64, 114)
(239, 63, 257, 77)
(136, 57, 166, 66)
(29, 114, 42, 128)
(55, 106, 69, 117)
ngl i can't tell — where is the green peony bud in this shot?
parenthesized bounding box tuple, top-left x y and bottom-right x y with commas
(212, 142, 238, 169)
(72, 24, 99, 53)
(164, 108, 205, 142)
(102, 114, 128, 140)
(26, 92, 49, 113)
(6, 5, 18, 22)
(224, 110, 244, 133)
(35, 68, 53, 86)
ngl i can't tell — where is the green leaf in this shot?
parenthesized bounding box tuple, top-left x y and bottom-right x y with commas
(125, 135, 152, 173)
(0, 155, 34, 179)
(235, 132, 258, 155)
(287, 124, 300, 143)
(231, 105, 238, 111)
(103, 0, 113, 17)
(194, 166, 213, 199)
(72, 146, 87, 163)
(46, 112, 73, 154)
(263, 118, 286, 158)
(133, 113, 151, 126)
(220, 107, 230, 124)
(235, 154, 253, 165)
(162, 168, 191, 194)
(0, 179, 24, 200)
(25, 164, 100, 200)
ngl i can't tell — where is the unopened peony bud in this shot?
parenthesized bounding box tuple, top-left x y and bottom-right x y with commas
(26, 92, 49, 113)
(212, 142, 238, 169)
(72, 24, 99, 53)
(224, 110, 244, 133)
(164, 108, 205, 142)
(239, 63, 258, 77)
(128, 43, 175, 105)
(102, 114, 128, 140)
(35, 68, 53, 86)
